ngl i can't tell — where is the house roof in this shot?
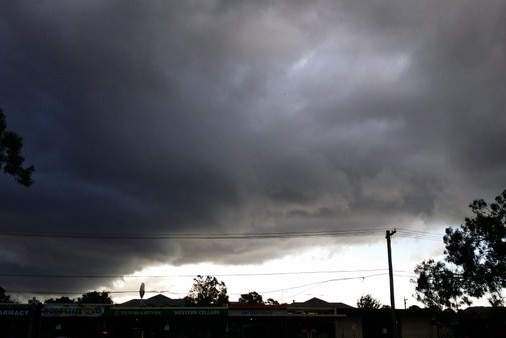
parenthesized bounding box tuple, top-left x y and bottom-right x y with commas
(289, 297, 354, 309)
(117, 294, 184, 307)
(228, 302, 287, 309)
(117, 295, 353, 309)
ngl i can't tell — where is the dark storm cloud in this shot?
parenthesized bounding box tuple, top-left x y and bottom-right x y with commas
(1, 0, 505, 295)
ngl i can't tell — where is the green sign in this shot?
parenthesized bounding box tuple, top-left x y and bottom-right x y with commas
(171, 309, 226, 316)
(106, 307, 227, 317)
(109, 308, 169, 317)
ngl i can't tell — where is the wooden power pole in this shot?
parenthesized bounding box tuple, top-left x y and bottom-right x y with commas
(386, 229, 398, 338)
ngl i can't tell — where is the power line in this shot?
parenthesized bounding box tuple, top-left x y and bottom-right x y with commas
(0, 268, 417, 279)
(396, 229, 442, 241)
(0, 227, 443, 241)
(0, 228, 386, 239)
(6, 272, 415, 298)
(283, 273, 399, 299)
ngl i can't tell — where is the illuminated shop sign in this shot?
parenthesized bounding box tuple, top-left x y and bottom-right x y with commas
(41, 305, 105, 317)
(229, 309, 286, 316)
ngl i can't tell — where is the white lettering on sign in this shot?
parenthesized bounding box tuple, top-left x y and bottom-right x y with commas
(41, 305, 104, 317)
(0, 309, 30, 317)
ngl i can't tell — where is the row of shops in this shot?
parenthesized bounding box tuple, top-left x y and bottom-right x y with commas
(2, 302, 337, 338)
(1, 296, 505, 338)
(0, 301, 340, 338)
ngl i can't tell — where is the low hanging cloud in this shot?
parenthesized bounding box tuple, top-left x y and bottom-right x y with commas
(0, 0, 505, 295)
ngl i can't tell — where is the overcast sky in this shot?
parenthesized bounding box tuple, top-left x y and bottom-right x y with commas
(1, 1, 505, 303)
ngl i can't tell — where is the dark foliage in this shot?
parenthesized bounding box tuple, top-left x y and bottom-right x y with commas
(78, 291, 113, 304)
(45, 296, 77, 304)
(265, 298, 280, 305)
(357, 294, 382, 309)
(414, 189, 506, 308)
(184, 275, 228, 306)
(0, 286, 16, 303)
(0, 108, 34, 186)
(239, 291, 263, 304)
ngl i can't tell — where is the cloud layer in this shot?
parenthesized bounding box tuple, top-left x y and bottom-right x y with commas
(1, 1, 505, 295)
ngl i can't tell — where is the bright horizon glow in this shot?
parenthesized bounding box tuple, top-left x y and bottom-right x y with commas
(10, 228, 491, 309)
(107, 232, 454, 308)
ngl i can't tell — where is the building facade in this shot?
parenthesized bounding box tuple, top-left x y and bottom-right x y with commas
(1, 296, 505, 338)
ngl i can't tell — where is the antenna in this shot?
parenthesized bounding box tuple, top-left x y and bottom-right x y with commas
(139, 282, 145, 299)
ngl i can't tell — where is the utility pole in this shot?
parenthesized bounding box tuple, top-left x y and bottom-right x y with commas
(386, 229, 398, 338)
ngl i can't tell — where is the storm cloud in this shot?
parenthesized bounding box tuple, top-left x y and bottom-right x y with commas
(1, 0, 505, 296)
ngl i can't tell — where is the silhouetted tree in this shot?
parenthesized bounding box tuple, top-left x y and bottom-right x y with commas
(0, 286, 16, 303)
(239, 291, 263, 304)
(0, 108, 34, 186)
(357, 294, 382, 309)
(413, 259, 470, 309)
(413, 189, 506, 308)
(265, 298, 280, 305)
(45, 296, 76, 304)
(184, 275, 228, 306)
(78, 291, 113, 304)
